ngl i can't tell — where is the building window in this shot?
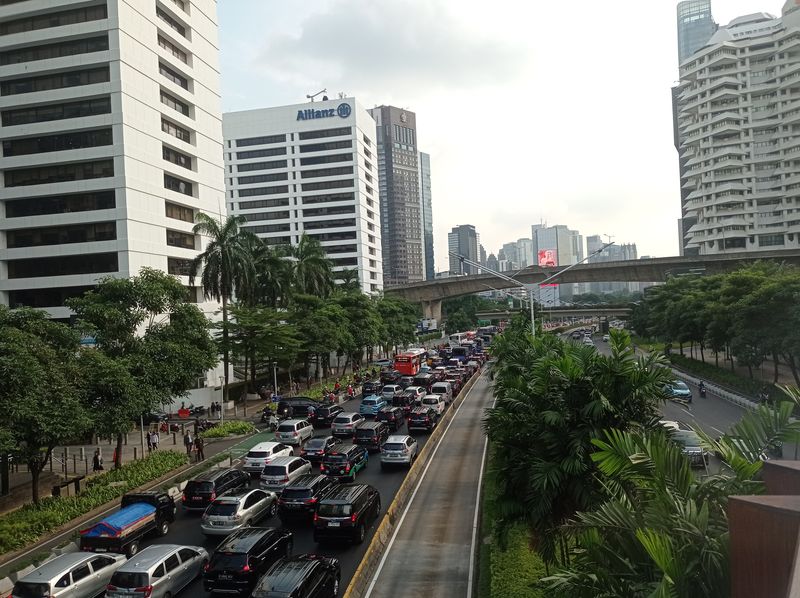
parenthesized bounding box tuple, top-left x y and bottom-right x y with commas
(1, 67, 109, 96)
(299, 153, 352, 166)
(238, 198, 290, 210)
(160, 90, 189, 116)
(298, 127, 352, 140)
(300, 166, 354, 179)
(157, 35, 187, 63)
(759, 234, 785, 246)
(8, 286, 93, 309)
(2, 97, 111, 127)
(159, 62, 189, 89)
(238, 172, 289, 185)
(237, 160, 287, 172)
(0, 5, 108, 36)
(298, 140, 353, 153)
(325, 244, 358, 254)
(166, 229, 195, 249)
(236, 147, 287, 159)
(363, 134, 371, 146)
(238, 185, 289, 197)
(7, 252, 118, 279)
(165, 201, 194, 223)
(164, 173, 193, 196)
(156, 7, 186, 37)
(7, 222, 116, 248)
(167, 257, 192, 276)
(240, 211, 290, 221)
(236, 134, 286, 147)
(303, 218, 356, 231)
(331, 257, 358, 267)
(162, 145, 192, 169)
(0, 35, 108, 66)
(308, 231, 357, 242)
(302, 205, 355, 218)
(5, 190, 115, 217)
(5, 160, 113, 187)
(301, 192, 355, 205)
(161, 118, 191, 142)
(241, 224, 291, 234)
(301, 179, 354, 192)
(3, 128, 112, 157)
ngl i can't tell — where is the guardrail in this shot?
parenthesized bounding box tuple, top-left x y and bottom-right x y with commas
(669, 367, 760, 412)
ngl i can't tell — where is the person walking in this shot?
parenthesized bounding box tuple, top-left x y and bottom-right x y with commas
(183, 431, 193, 456)
(146, 430, 153, 453)
(92, 449, 104, 472)
(195, 435, 205, 462)
(151, 430, 159, 450)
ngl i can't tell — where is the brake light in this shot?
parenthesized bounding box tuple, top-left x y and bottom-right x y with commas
(293, 431, 298, 437)
(307, 497, 318, 504)
(181, 493, 187, 502)
(320, 463, 326, 471)
(203, 562, 210, 572)
(107, 585, 117, 592)
(133, 586, 153, 598)
(210, 491, 216, 501)
(350, 513, 357, 523)
(345, 463, 351, 473)
(313, 512, 319, 522)
(242, 564, 251, 573)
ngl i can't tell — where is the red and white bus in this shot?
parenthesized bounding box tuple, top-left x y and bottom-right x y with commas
(393, 348, 428, 376)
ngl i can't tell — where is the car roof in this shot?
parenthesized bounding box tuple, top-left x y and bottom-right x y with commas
(261, 555, 326, 592)
(217, 528, 278, 553)
(285, 474, 327, 489)
(190, 467, 236, 482)
(335, 412, 361, 419)
(359, 421, 384, 429)
(117, 545, 187, 571)
(410, 406, 433, 414)
(279, 419, 307, 425)
(269, 456, 303, 466)
(422, 394, 442, 400)
(362, 395, 382, 401)
(320, 483, 371, 503)
(386, 435, 412, 443)
(326, 444, 359, 455)
(250, 441, 284, 451)
(19, 552, 110, 582)
(214, 487, 262, 502)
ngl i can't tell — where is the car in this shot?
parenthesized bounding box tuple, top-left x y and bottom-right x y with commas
(379, 369, 402, 385)
(376, 406, 405, 431)
(412, 373, 436, 392)
(420, 394, 446, 416)
(669, 429, 708, 468)
(250, 554, 341, 598)
(359, 395, 388, 417)
(309, 404, 343, 427)
(571, 331, 582, 340)
(371, 359, 393, 368)
(200, 488, 278, 536)
(275, 398, 318, 420)
(660, 420, 681, 431)
(430, 382, 453, 404)
(278, 474, 338, 521)
(107, 544, 208, 598)
(398, 376, 415, 389)
(313, 483, 381, 545)
(602, 334, 610, 342)
(582, 337, 594, 347)
(12, 552, 126, 598)
(663, 380, 693, 404)
(380, 435, 418, 469)
(243, 442, 294, 476)
(361, 380, 382, 396)
(320, 444, 368, 481)
(381, 384, 403, 401)
(275, 419, 314, 446)
(445, 377, 463, 395)
(354, 421, 390, 452)
(182, 468, 250, 512)
(408, 406, 438, 433)
(260, 456, 313, 491)
(299, 435, 341, 463)
(391, 393, 415, 417)
(402, 386, 426, 402)
(202, 528, 293, 595)
(331, 412, 365, 438)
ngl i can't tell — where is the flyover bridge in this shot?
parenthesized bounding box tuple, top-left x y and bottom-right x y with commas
(386, 249, 800, 322)
(475, 306, 632, 323)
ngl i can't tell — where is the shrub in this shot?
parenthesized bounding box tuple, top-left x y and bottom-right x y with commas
(199, 420, 256, 439)
(0, 450, 188, 555)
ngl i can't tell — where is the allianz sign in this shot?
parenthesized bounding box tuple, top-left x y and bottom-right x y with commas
(296, 102, 352, 121)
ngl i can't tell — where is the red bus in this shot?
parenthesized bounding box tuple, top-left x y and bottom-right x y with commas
(393, 348, 428, 376)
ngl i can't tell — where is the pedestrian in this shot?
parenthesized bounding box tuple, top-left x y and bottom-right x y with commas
(151, 430, 159, 450)
(195, 435, 205, 462)
(183, 431, 193, 456)
(146, 430, 153, 453)
(92, 449, 104, 472)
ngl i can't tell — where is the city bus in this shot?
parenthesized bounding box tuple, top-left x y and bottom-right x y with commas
(449, 332, 468, 347)
(393, 348, 428, 376)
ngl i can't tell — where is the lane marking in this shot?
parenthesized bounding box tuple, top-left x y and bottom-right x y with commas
(363, 375, 487, 597)
(466, 395, 495, 598)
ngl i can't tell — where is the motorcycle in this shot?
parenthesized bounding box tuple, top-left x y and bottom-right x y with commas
(196, 419, 218, 432)
(698, 384, 706, 399)
(260, 409, 279, 432)
(188, 403, 206, 416)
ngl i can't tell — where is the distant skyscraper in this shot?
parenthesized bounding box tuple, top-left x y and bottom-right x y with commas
(531, 224, 584, 302)
(487, 253, 499, 272)
(517, 238, 534, 268)
(587, 235, 639, 294)
(448, 225, 479, 274)
(419, 152, 434, 280)
(677, 0, 718, 64)
(369, 106, 424, 286)
(479, 244, 487, 269)
(501, 242, 519, 270)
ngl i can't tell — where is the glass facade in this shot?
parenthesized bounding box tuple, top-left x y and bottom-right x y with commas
(677, 0, 717, 64)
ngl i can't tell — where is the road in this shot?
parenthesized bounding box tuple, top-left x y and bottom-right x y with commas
(136, 393, 435, 595)
(364, 373, 493, 598)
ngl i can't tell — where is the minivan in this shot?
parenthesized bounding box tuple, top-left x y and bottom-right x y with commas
(106, 544, 208, 598)
(183, 468, 250, 512)
(275, 419, 314, 446)
(354, 421, 390, 452)
(430, 382, 453, 404)
(13, 552, 126, 598)
(313, 484, 381, 545)
(250, 554, 340, 598)
(260, 456, 312, 491)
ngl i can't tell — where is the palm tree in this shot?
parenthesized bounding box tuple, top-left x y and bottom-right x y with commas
(189, 213, 254, 411)
(290, 233, 334, 297)
(239, 236, 293, 308)
(335, 268, 361, 294)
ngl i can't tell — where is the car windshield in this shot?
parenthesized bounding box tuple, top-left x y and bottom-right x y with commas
(318, 502, 352, 516)
(356, 428, 376, 438)
(363, 398, 378, 405)
(422, 398, 437, 404)
(324, 454, 347, 462)
(305, 438, 326, 449)
(11, 583, 50, 598)
(674, 381, 690, 391)
(262, 465, 288, 476)
(672, 430, 702, 447)
(316, 407, 333, 416)
(281, 488, 312, 499)
(277, 424, 296, 432)
(184, 480, 213, 493)
(209, 553, 247, 570)
(206, 502, 238, 516)
(247, 451, 268, 459)
(333, 416, 351, 424)
(110, 572, 149, 588)
(383, 443, 405, 451)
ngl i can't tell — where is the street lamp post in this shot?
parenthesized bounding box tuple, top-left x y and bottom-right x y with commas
(218, 375, 225, 423)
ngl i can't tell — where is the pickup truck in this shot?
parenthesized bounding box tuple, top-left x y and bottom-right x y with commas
(79, 491, 176, 557)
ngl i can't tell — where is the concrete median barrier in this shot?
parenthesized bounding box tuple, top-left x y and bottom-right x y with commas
(343, 371, 483, 598)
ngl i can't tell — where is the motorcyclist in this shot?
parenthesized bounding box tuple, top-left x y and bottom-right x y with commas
(698, 381, 706, 397)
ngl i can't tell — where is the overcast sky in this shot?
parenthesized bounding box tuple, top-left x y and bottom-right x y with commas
(218, 0, 785, 269)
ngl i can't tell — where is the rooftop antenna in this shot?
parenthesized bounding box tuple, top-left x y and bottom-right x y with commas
(306, 88, 327, 102)
(603, 233, 614, 244)
(338, 91, 347, 99)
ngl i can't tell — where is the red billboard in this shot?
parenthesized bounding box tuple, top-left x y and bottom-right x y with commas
(538, 249, 558, 287)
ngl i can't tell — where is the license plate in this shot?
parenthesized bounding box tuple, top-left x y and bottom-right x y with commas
(328, 521, 340, 527)
(192, 496, 202, 500)
(94, 548, 107, 552)
(219, 574, 232, 580)
(213, 521, 226, 526)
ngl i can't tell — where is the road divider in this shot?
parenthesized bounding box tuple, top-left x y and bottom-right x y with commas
(344, 370, 483, 598)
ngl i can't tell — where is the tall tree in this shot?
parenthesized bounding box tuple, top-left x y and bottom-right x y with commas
(189, 213, 255, 408)
(376, 296, 419, 356)
(290, 233, 334, 297)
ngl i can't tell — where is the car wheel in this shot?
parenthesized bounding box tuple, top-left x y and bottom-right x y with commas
(289, 449, 294, 456)
(333, 575, 340, 596)
(268, 501, 277, 518)
(354, 523, 366, 544)
(126, 541, 139, 558)
(159, 520, 170, 536)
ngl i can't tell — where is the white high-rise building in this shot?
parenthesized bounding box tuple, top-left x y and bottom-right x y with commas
(223, 98, 383, 294)
(0, 0, 224, 318)
(678, 2, 800, 254)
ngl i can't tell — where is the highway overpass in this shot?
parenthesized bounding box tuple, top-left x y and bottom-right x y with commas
(475, 306, 632, 323)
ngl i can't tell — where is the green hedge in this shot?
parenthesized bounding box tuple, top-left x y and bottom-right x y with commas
(668, 354, 790, 402)
(199, 420, 256, 439)
(0, 451, 188, 555)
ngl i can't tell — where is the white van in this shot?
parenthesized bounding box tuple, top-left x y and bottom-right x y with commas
(430, 382, 453, 404)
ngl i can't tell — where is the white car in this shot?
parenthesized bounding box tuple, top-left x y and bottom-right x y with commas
(275, 419, 314, 446)
(582, 337, 594, 347)
(243, 442, 294, 475)
(382, 384, 403, 400)
(200, 487, 278, 536)
(660, 420, 681, 431)
(380, 435, 418, 469)
(420, 394, 446, 416)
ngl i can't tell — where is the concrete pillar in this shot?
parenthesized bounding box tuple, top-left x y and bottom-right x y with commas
(422, 299, 443, 324)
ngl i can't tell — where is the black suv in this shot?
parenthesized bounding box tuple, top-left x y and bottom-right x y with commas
(314, 484, 381, 545)
(251, 554, 340, 598)
(376, 406, 405, 431)
(380, 370, 402, 385)
(276, 398, 318, 419)
(309, 404, 343, 427)
(361, 380, 382, 396)
(278, 474, 337, 522)
(182, 468, 250, 511)
(408, 406, 438, 433)
(320, 444, 368, 481)
(203, 527, 294, 595)
(354, 421, 390, 452)
(299, 435, 341, 464)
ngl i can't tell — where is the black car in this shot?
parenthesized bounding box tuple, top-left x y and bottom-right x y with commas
(380, 369, 402, 385)
(361, 380, 382, 396)
(408, 406, 438, 433)
(313, 483, 381, 545)
(251, 554, 340, 598)
(392, 394, 415, 417)
(203, 527, 294, 595)
(278, 474, 337, 521)
(398, 376, 415, 389)
(309, 404, 343, 427)
(276, 398, 318, 419)
(412, 373, 435, 393)
(376, 406, 405, 431)
(299, 435, 341, 464)
(320, 444, 368, 481)
(183, 468, 250, 511)
(354, 421, 390, 452)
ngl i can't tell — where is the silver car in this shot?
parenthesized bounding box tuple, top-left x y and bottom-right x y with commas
(259, 456, 312, 491)
(106, 544, 208, 598)
(331, 412, 365, 438)
(200, 488, 278, 536)
(380, 434, 418, 468)
(12, 552, 126, 598)
(275, 419, 314, 446)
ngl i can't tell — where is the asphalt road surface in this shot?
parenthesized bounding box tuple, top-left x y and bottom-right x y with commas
(364, 373, 493, 598)
(137, 393, 435, 595)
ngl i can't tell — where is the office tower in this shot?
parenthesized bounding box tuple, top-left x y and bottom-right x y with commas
(500, 242, 519, 270)
(586, 235, 639, 294)
(0, 0, 224, 320)
(479, 244, 487, 268)
(531, 224, 584, 303)
(678, 5, 800, 254)
(447, 224, 479, 274)
(223, 98, 382, 293)
(516, 238, 534, 268)
(368, 106, 423, 286)
(419, 151, 434, 280)
(486, 253, 499, 272)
